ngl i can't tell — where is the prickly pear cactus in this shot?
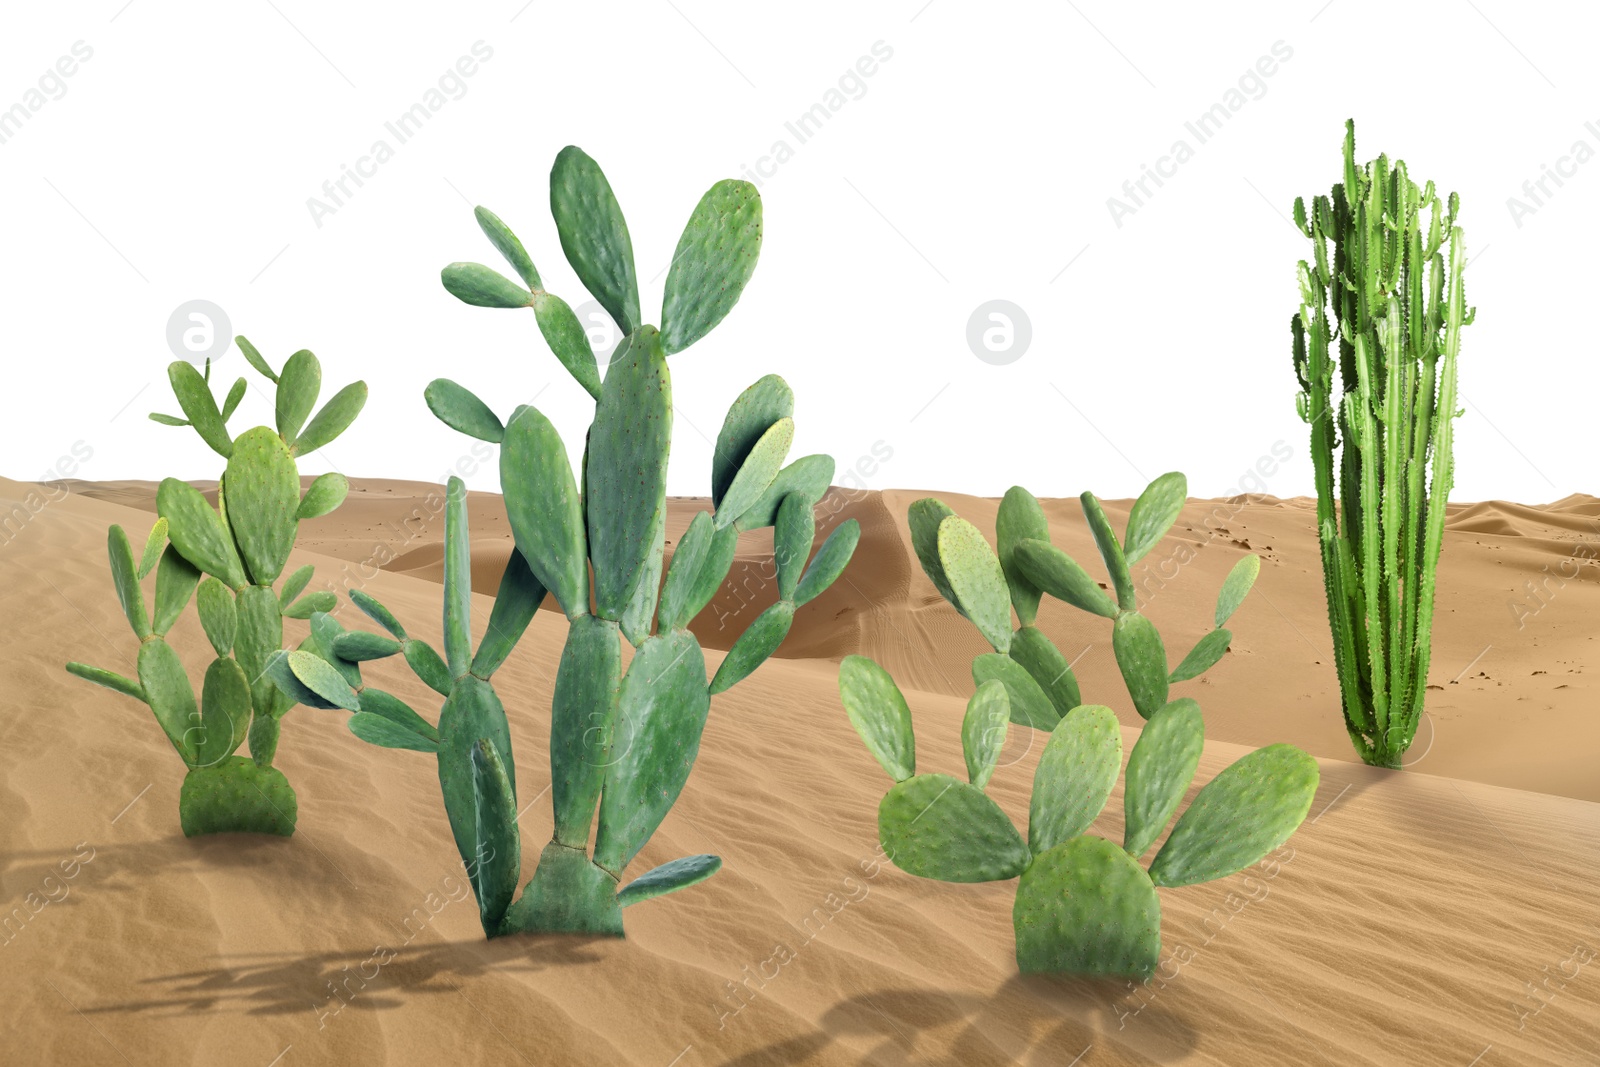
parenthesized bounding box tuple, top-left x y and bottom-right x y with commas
(66, 337, 366, 836)
(837, 475, 1319, 978)
(281, 147, 860, 938)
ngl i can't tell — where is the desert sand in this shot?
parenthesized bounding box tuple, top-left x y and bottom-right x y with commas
(2, 475, 1596, 1065)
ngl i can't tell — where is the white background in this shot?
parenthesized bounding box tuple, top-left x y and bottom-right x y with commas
(1, 1, 1590, 501)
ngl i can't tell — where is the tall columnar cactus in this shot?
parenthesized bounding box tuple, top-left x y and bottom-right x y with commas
(1291, 120, 1473, 768)
(274, 146, 861, 938)
(65, 338, 367, 835)
(839, 476, 1318, 978)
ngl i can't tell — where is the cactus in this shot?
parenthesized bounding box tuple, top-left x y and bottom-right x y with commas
(1292, 120, 1473, 767)
(838, 476, 1318, 978)
(275, 147, 860, 938)
(65, 338, 366, 836)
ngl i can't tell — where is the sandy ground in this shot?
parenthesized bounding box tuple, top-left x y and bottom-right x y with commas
(2, 476, 1596, 1065)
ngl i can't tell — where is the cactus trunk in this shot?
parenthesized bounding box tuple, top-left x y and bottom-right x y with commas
(1292, 120, 1472, 768)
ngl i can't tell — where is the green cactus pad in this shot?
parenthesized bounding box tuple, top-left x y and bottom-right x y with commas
(221, 377, 246, 421)
(297, 472, 349, 519)
(794, 518, 860, 607)
(279, 564, 315, 610)
(549, 145, 639, 335)
(996, 486, 1049, 625)
(972, 652, 1059, 731)
(437, 675, 516, 886)
(961, 679, 1010, 789)
(712, 375, 794, 507)
(349, 587, 406, 639)
(1214, 555, 1261, 627)
(1149, 744, 1319, 888)
(471, 549, 547, 677)
(248, 706, 281, 764)
(332, 630, 403, 661)
(280, 591, 332, 620)
(191, 656, 252, 769)
(1029, 704, 1121, 855)
(274, 350, 321, 443)
(265, 649, 359, 711)
(235, 335, 278, 383)
(469, 739, 521, 932)
(178, 756, 296, 837)
(878, 773, 1029, 883)
(294, 381, 367, 454)
(65, 662, 144, 701)
(224, 427, 300, 584)
(937, 515, 1012, 654)
(734, 454, 835, 531)
(234, 586, 283, 714)
(709, 600, 794, 695)
(838, 655, 916, 782)
(306, 613, 361, 687)
(1081, 492, 1134, 610)
(404, 639, 453, 696)
(425, 379, 503, 443)
(1013, 835, 1161, 978)
(157, 478, 245, 588)
(1168, 628, 1232, 684)
(1007, 625, 1082, 720)
(149, 547, 197, 639)
(1012, 539, 1118, 619)
(586, 327, 671, 619)
(621, 512, 666, 647)
(1123, 698, 1204, 859)
(908, 498, 962, 612)
(349, 712, 438, 752)
(657, 511, 714, 632)
(440, 262, 530, 308)
(443, 477, 473, 676)
(137, 637, 197, 763)
(501, 404, 588, 616)
(1113, 611, 1169, 718)
(1123, 472, 1187, 565)
(661, 179, 762, 354)
(502, 842, 623, 937)
(679, 522, 740, 624)
(774, 494, 816, 602)
(167, 361, 232, 458)
(616, 854, 722, 907)
(474, 205, 541, 288)
(532, 291, 603, 400)
(136, 517, 168, 579)
(550, 615, 622, 847)
(106, 525, 151, 639)
(594, 631, 711, 873)
(715, 417, 794, 531)
(356, 687, 439, 743)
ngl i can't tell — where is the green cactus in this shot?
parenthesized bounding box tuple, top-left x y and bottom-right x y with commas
(65, 337, 367, 836)
(278, 146, 860, 938)
(838, 475, 1319, 978)
(1292, 120, 1473, 768)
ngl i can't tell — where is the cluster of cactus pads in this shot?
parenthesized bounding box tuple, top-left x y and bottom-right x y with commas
(67, 340, 366, 835)
(839, 475, 1319, 978)
(268, 147, 861, 938)
(1292, 120, 1472, 768)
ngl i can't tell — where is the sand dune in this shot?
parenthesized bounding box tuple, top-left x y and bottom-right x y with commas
(3, 477, 1597, 1065)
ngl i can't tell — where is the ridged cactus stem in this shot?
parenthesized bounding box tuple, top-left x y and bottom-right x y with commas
(1292, 120, 1472, 768)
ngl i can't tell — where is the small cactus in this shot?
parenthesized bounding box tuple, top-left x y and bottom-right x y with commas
(277, 146, 860, 938)
(1292, 120, 1473, 768)
(66, 338, 367, 836)
(839, 476, 1318, 978)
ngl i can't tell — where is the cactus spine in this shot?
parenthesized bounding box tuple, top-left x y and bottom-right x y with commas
(66, 339, 367, 835)
(281, 146, 860, 938)
(1292, 120, 1473, 767)
(840, 476, 1318, 978)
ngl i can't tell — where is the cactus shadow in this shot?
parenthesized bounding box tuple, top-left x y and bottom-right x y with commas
(85, 934, 611, 1020)
(719, 976, 1198, 1065)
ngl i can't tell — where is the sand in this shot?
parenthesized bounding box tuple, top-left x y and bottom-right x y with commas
(2, 475, 1596, 1065)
